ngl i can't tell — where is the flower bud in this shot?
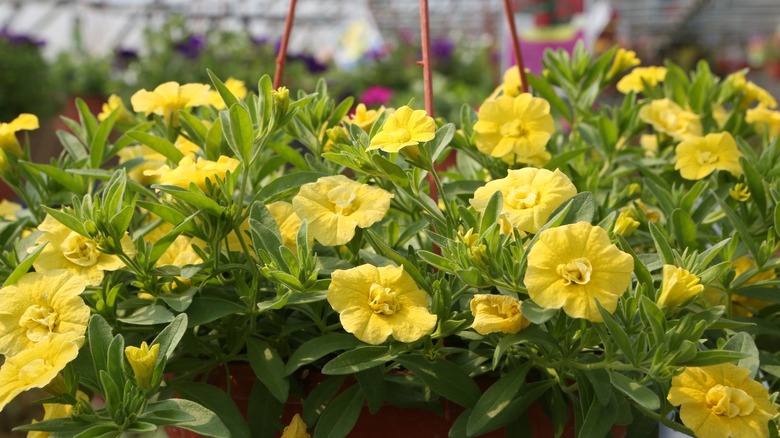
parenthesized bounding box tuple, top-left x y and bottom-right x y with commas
(657, 264, 704, 309)
(281, 413, 310, 438)
(614, 210, 640, 236)
(729, 183, 750, 202)
(470, 294, 531, 335)
(125, 341, 160, 390)
(273, 86, 290, 115)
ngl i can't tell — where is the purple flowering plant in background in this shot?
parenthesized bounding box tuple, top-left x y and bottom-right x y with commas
(360, 85, 393, 106)
(174, 34, 205, 59)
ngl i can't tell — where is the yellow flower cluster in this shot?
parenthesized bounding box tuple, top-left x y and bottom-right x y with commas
(131, 81, 211, 124)
(616, 66, 667, 94)
(368, 106, 435, 153)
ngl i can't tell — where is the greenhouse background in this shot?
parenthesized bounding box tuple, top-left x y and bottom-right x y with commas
(1, 0, 780, 437)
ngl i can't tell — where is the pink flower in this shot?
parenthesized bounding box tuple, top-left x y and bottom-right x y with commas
(360, 86, 393, 107)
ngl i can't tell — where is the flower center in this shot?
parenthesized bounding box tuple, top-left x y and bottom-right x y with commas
(18, 358, 48, 385)
(500, 119, 528, 138)
(661, 109, 679, 127)
(385, 128, 412, 145)
(368, 283, 400, 315)
(61, 232, 100, 267)
(697, 151, 718, 165)
(706, 384, 755, 418)
(557, 258, 593, 285)
(19, 305, 59, 343)
(506, 185, 539, 209)
(327, 186, 358, 216)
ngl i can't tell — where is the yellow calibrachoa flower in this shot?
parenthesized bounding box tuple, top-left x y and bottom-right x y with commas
(524, 222, 634, 322)
(33, 215, 135, 286)
(675, 132, 742, 180)
(730, 255, 777, 317)
(616, 66, 667, 94)
(727, 72, 778, 109)
(0, 335, 82, 411)
(97, 94, 133, 123)
(0, 113, 39, 156)
(0, 199, 21, 220)
(281, 413, 310, 438)
(118, 136, 200, 185)
(667, 363, 776, 438)
(27, 401, 75, 438)
(130, 81, 211, 124)
(614, 210, 640, 236)
(346, 103, 385, 132)
(639, 98, 702, 141)
(469, 168, 577, 234)
(470, 294, 531, 335)
(640, 134, 658, 158)
(746, 105, 780, 138)
(729, 183, 751, 202)
(657, 265, 704, 309)
(208, 78, 248, 110)
(474, 94, 554, 164)
(267, 201, 313, 251)
(635, 199, 662, 223)
(367, 106, 435, 153)
(145, 155, 240, 190)
(125, 341, 160, 390)
(0, 271, 89, 356)
(606, 48, 641, 81)
(327, 264, 437, 345)
(292, 175, 393, 246)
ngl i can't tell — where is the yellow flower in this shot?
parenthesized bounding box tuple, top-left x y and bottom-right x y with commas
(97, 94, 133, 123)
(727, 72, 778, 109)
(713, 104, 729, 128)
(33, 215, 135, 286)
(0, 113, 39, 156)
(675, 132, 742, 180)
(470, 168, 577, 234)
(346, 104, 385, 132)
(281, 413, 310, 438)
(267, 201, 313, 251)
(0, 335, 83, 411)
(474, 94, 554, 163)
(119, 136, 200, 185)
(614, 210, 640, 236)
(470, 294, 531, 335)
(130, 81, 211, 124)
(525, 222, 634, 322)
(657, 265, 704, 309)
(639, 134, 658, 158)
(635, 199, 662, 223)
(367, 106, 435, 153)
(328, 264, 437, 345)
(27, 401, 74, 438)
(639, 99, 702, 141)
(125, 341, 160, 390)
(606, 48, 641, 81)
(292, 175, 393, 246)
(0, 271, 88, 356)
(667, 363, 776, 438)
(729, 183, 751, 202)
(616, 66, 667, 94)
(731, 255, 776, 316)
(0, 199, 21, 220)
(145, 155, 240, 190)
(746, 105, 780, 138)
(208, 78, 248, 110)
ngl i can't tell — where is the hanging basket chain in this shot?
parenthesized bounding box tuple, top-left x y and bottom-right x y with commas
(503, 0, 529, 93)
(274, 0, 298, 89)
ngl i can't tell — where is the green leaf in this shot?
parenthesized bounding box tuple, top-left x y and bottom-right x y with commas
(117, 305, 175, 325)
(170, 382, 249, 438)
(715, 194, 759, 259)
(250, 201, 285, 266)
(208, 70, 241, 110)
(186, 296, 246, 327)
(23, 162, 84, 194)
(151, 313, 188, 363)
(520, 300, 558, 324)
(127, 131, 184, 163)
(479, 191, 503, 234)
(73, 423, 121, 438)
(578, 387, 618, 438)
(42, 206, 88, 237)
(596, 301, 635, 365)
(649, 223, 675, 265)
(526, 73, 572, 122)
(3, 243, 45, 287)
(302, 376, 346, 427)
(722, 332, 760, 378)
(247, 338, 289, 403)
(354, 366, 385, 414)
(671, 208, 697, 249)
(740, 156, 767, 216)
(136, 201, 196, 235)
(467, 362, 532, 436)
(223, 103, 255, 162)
(322, 346, 396, 375)
(285, 334, 360, 375)
(247, 380, 284, 438)
(363, 230, 430, 295)
(395, 355, 481, 408)
(617, 234, 653, 293)
(312, 385, 363, 438)
(154, 184, 226, 216)
(90, 108, 119, 168)
(87, 315, 114, 377)
(610, 372, 660, 411)
(676, 350, 750, 367)
(256, 172, 325, 203)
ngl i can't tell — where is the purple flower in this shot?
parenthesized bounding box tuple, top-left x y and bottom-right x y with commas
(360, 86, 393, 107)
(174, 35, 205, 60)
(113, 47, 138, 70)
(430, 38, 454, 60)
(251, 35, 269, 47)
(0, 29, 44, 47)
